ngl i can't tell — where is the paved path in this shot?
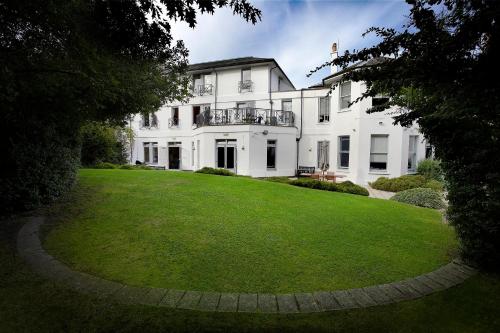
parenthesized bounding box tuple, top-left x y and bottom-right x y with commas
(18, 217, 476, 314)
(364, 186, 395, 200)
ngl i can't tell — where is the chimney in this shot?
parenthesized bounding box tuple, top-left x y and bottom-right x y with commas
(330, 42, 338, 74)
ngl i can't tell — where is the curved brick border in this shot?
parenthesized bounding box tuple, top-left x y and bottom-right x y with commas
(17, 217, 476, 313)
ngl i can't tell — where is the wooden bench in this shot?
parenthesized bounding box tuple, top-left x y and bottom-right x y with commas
(297, 166, 315, 176)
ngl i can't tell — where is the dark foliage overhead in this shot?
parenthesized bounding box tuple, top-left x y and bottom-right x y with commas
(310, 0, 500, 270)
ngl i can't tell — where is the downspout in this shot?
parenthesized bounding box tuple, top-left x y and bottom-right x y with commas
(269, 65, 277, 111)
(214, 69, 218, 109)
(296, 88, 304, 173)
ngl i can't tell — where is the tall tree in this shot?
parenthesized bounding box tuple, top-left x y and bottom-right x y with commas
(0, 0, 261, 214)
(310, 0, 500, 269)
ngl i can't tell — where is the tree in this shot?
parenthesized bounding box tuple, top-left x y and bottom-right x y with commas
(310, 0, 500, 269)
(80, 122, 127, 166)
(0, 0, 261, 214)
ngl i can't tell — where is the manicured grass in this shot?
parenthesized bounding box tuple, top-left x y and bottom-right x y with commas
(1, 218, 499, 332)
(44, 169, 457, 293)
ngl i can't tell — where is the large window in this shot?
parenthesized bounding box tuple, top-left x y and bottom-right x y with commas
(141, 113, 158, 128)
(370, 135, 388, 171)
(267, 140, 276, 169)
(169, 107, 179, 127)
(193, 105, 209, 125)
(408, 135, 418, 171)
(338, 136, 350, 169)
(339, 81, 351, 110)
(143, 142, 158, 164)
(318, 97, 330, 123)
(241, 68, 251, 82)
(317, 140, 330, 169)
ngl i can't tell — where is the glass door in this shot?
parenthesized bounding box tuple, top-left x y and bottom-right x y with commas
(216, 140, 237, 172)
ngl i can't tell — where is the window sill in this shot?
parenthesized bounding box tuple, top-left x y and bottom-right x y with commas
(407, 170, 417, 174)
(338, 109, 351, 113)
(336, 168, 349, 172)
(369, 170, 389, 175)
(267, 168, 277, 171)
(317, 122, 330, 125)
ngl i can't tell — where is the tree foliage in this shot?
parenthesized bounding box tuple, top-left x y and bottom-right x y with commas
(310, 0, 500, 269)
(0, 0, 261, 214)
(80, 122, 127, 166)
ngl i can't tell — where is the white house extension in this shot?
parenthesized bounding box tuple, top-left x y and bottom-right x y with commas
(130, 44, 429, 185)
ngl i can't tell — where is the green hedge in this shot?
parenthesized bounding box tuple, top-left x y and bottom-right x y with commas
(391, 188, 446, 209)
(91, 163, 153, 170)
(288, 178, 369, 196)
(417, 159, 443, 181)
(370, 175, 444, 192)
(195, 167, 235, 176)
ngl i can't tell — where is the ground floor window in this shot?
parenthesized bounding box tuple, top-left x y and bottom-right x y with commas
(408, 135, 418, 171)
(267, 140, 276, 169)
(317, 140, 330, 170)
(216, 139, 236, 170)
(338, 136, 350, 169)
(370, 135, 388, 171)
(143, 142, 158, 164)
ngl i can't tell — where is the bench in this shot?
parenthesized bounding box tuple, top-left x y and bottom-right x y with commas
(297, 166, 315, 176)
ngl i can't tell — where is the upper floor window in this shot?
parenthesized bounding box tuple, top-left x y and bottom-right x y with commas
(141, 113, 158, 128)
(370, 134, 389, 171)
(193, 105, 210, 125)
(239, 68, 252, 92)
(372, 95, 390, 107)
(339, 81, 351, 110)
(193, 73, 213, 95)
(318, 96, 330, 123)
(169, 107, 179, 127)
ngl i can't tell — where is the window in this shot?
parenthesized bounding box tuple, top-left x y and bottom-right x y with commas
(193, 74, 203, 92)
(318, 97, 330, 123)
(372, 96, 390, 107)
(192, 106, 200, 125)
(239, 68, 252, 92)
(170, 107, 179, 127)
(425, 143, 433, 159)
(338, 136, 350, 169)
(408, 135, 418, 171)
(339, 81, 351, 110)
(143, 142, 158, 164)
(282, 100, 292, 112)
(370, 135, 389, 171)
(281, 99, 292, 125)
(267, 140, 276, 169)
(241, 68, 251, 82)
(141, 113, 158, 128)
(317, 140, 330, 169)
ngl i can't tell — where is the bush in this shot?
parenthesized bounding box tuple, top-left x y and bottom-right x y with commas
(288, 178, 369, 196)
(370, 175, 444, 192)
(391, 188, 446, 209)
(264, 177, 291, 184)
(195, 167, 235, 176)
(417, 159, 443, 181)
(80, 122, 127, 167)
(94, 162, 117, 169)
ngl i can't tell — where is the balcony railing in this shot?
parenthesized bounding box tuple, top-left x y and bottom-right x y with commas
(195, 108, 294, 128)
(194, 84, 213, 96)
(168, 118, 179, 128)
(238, 80, 253, 92)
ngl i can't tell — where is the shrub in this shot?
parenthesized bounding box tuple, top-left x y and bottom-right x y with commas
(417, 159, 443, 181)
(80, 121, 127, 166)
(370, 175, 427, 192)
(94, 162, 117, 169)
(264, 177, 291, 184)
(195, 167, 235, 176)
(391, 188, 446, 209)
(288, 178, 369, 196)
(424, 179, 444, 192)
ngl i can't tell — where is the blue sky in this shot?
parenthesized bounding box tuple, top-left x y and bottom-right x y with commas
(171, 0, 411, 88)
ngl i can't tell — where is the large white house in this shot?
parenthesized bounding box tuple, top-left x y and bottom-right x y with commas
(130, 44, 428, 184)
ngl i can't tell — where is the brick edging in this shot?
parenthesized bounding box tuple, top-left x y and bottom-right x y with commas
(17, 217, 476, 313)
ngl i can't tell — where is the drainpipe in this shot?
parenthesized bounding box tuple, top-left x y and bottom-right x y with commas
(214, 69, 218, 109)
(296, 88, 304, 173)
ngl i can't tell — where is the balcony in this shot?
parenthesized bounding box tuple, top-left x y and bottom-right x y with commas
(238, 80, 253, 93)
(168, 118, 180, 128)
(195, 108, 294, 128)
(194, 84, 213, 96)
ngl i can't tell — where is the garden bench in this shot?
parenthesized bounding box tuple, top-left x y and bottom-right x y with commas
(297, 166, 315, 176)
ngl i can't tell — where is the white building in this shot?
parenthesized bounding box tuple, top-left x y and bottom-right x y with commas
(130, 46, 428, 185)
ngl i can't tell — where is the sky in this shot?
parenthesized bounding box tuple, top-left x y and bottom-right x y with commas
(170, 0, 411, 88)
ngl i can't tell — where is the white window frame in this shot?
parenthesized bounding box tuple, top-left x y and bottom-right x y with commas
(338, 136, 350, 169)
(317, 140, 330, 169)
(318, 97, 330, 123)
(339, 81, 352, 111)
(369, 135, 389, 172)
(143, 142, 158, 164)
(141, 113, 158, 129)
(408, 135, 418, 172)
(266, 140, 277, 169)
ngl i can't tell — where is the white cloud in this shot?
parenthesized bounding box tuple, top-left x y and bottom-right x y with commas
(170, 0, 410, 88)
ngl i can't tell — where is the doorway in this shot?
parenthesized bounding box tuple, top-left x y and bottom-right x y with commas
(216, 139, 237, 172)
(168, 142, 181, 169)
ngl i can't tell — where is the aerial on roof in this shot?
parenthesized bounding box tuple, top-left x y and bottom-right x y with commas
(187, 57, 275, 72)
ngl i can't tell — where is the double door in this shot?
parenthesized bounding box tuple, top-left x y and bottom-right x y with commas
(216, 140, 237, 172)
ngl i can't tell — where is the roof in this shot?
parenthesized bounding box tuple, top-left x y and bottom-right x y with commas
(187, 56, 296, 90)
(320, 57, 390, 86)
(188, 57, 275, 72)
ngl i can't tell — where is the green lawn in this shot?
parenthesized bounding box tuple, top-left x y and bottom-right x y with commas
(44, 169, 457, 293)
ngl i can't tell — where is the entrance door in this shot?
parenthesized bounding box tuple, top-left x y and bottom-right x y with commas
(216, 140, 237, 172)
(168, 142, 181, 169)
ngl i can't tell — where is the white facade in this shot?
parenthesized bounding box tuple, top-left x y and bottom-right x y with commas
(130, 56, 427, 184)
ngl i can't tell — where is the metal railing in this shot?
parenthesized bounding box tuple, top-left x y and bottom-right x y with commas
(168, 118, 179, 128)
(195, 108, 294, 128)
(194, 84, 213, 96)
(238, 80, 253, 92)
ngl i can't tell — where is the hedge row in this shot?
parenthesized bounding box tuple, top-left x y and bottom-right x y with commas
(370, 175, 444, 192)
(391, 188, 446, 209)
(288, 178, 369, 196)
(194, 167, 235, 176)
(91, 162, 154, 170)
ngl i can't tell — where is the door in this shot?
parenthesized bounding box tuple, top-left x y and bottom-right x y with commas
(216, 140, 237, 172)
(168, 142, 181, 169)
